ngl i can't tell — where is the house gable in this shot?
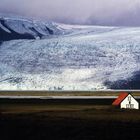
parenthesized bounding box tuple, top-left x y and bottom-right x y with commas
(120, 94, 139, 109)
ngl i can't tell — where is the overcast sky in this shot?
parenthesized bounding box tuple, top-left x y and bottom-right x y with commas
(0, 0, 140, 26)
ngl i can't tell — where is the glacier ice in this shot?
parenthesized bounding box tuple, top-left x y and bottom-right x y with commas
(0, 16, 140, 90)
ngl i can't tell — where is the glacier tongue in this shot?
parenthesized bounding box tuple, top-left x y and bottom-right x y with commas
(0, 23, 140, 90)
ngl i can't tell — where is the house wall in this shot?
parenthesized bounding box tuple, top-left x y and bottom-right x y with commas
(120, 94, 139, 109)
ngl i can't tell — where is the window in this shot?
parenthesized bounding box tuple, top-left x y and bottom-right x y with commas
(126, 104, 130, 108)
(126, 104, 134, 109)
(128, 96, 131, 101)
(130, 104, 134, 108)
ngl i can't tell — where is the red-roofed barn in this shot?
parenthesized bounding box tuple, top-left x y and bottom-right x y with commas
(112, 92, 139, 109)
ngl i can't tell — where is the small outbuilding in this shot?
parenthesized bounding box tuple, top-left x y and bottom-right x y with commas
(112, 92, 139, 109)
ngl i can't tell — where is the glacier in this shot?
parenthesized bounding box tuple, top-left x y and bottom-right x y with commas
(0, 16, 140, 90)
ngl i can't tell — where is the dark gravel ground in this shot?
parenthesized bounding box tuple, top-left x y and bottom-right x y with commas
(0, 98, 140, 140)
(0, 113, 140, 140)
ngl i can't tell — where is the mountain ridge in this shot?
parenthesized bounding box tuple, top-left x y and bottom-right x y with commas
(0, 16, 64, 41)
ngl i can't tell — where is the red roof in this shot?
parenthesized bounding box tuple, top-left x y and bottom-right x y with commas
(112, 92, 129, 106)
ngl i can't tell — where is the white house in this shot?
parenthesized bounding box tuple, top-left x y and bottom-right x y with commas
(112, 92, 139, 109)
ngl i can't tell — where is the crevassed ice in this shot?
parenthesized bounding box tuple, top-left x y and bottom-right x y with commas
(0, 25, 140, 90)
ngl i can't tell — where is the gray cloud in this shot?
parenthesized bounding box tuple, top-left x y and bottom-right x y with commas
(0, 0, 140, 26)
